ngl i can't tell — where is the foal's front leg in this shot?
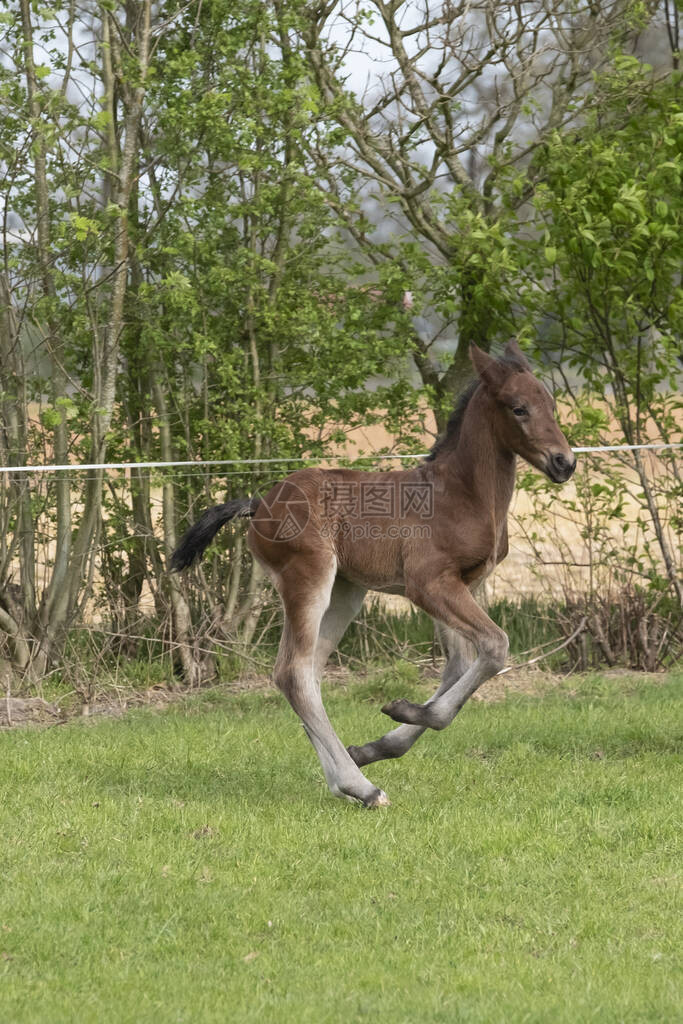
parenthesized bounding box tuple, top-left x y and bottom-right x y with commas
(348, 633, 472, 767)
(381, 580, 508, 731)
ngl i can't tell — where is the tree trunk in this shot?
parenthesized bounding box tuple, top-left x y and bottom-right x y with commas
(152, 372, 213, 687)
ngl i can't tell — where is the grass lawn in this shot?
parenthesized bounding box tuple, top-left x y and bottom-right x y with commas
(0, 669, 681, 1023)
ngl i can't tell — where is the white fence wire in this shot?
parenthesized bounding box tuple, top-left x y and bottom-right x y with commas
(0, 442, 680, 474)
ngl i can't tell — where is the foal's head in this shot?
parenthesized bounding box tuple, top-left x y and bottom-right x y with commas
(470, 340, 576, 483)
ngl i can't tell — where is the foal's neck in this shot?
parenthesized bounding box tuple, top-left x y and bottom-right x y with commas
(436, 385, 516, 516)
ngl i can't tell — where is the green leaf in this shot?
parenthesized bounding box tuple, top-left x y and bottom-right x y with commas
(70, 214, 99, 241)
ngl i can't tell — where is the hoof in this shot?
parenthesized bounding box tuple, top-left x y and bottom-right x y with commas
(364, 789, 390, 809)
(330, 780, 390, 807)
(347, 744, 371, 767)
(381, 699, 442, 729)
(381, 698, 424, 725)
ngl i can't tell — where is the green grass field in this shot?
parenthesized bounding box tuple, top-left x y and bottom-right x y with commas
(1, 670, 681, 1023)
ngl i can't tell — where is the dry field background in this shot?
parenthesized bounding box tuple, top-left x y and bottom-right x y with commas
(338, 417, 680, 606)
(7, 403, 680, 619)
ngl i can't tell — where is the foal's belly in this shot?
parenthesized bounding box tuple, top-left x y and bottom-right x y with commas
(338, 575, 406, 597)
(372, 582, 407, 596)
(333, 528, 406, 590)
(337, 567, 406, 596)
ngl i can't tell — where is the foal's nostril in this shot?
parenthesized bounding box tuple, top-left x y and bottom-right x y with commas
(551, 452, 576, 478)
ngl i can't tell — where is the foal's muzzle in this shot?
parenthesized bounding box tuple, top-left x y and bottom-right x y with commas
(548, 451, 577, 483)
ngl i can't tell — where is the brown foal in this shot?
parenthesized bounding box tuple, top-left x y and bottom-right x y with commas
(172, 341, 576, 807)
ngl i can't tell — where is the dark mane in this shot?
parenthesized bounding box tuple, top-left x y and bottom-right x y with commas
(425, 378, 480, 462)
(426, 353, 529, 462)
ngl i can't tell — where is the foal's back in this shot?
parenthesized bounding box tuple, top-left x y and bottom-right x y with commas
(249, 464, 441, 593)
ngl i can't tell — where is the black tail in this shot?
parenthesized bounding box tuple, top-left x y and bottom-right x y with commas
(170, 498, 258, 571)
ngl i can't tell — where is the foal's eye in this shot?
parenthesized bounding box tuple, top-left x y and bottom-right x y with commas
(512, 407, 527, 417)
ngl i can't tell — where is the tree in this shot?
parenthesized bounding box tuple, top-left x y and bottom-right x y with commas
(301, 0, 671, 425)
(522, 59, 682, 606)
(0, 0, 420, 685)
(0, 0, 155, 679)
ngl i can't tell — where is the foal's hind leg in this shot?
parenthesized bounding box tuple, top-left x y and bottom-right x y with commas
(309, 577, 367, 783)
(274, 566, 388, 807)
(314, 576, 367, 681)
(348, 625, 473, 767)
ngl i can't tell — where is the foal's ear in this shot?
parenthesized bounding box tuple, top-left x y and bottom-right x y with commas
(469, 343, 508, 393)
(504, 338, 531, 371)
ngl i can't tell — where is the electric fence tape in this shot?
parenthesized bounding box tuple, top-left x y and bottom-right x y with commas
(0, 441, 681, 474)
